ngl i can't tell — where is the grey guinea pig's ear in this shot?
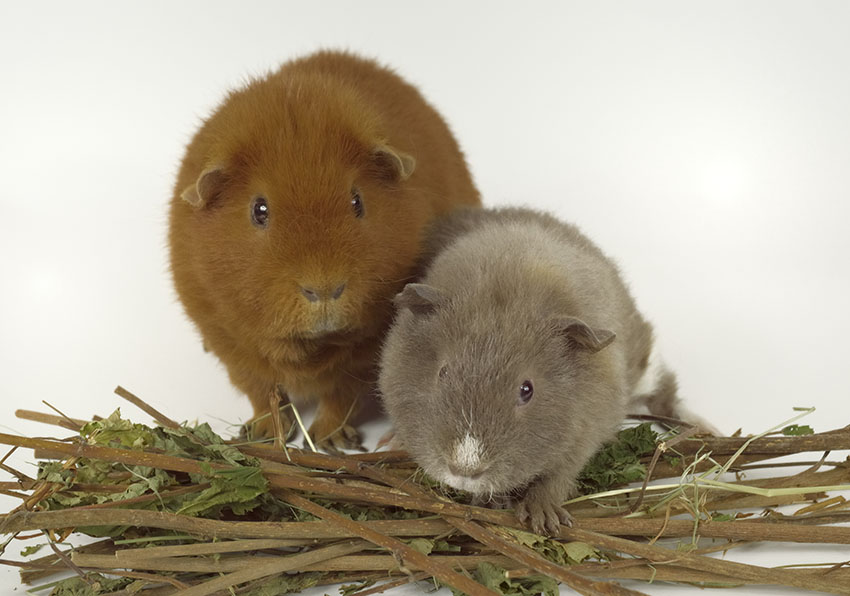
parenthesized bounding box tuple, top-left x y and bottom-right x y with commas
(394, 283, 444, 315)
(180, 165, 227, 208)
(371, 144, 416, 182)
(554, 317, 616, 353)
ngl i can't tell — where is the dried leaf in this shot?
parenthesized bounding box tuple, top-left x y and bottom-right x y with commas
(450, 562, 558, 596)
(20, 543, 46, 557)
(782, 424, 814, 436)
(577, 422, 658, 493)
(562, 541, 597, 563)
(177, 464, 268, 517)
(240, 572, 324, 595)
(47, 573, 133, 595)
(408, 537, 435, 555)
(339, 578, 377, 596)
(499, 528, 599, 566)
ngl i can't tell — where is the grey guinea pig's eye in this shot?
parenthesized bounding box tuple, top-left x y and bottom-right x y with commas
(251, 196, 269, 228)
(351, 187, 364, 218)
(438, 365, 448, 379)
(518, 380, 534, 405)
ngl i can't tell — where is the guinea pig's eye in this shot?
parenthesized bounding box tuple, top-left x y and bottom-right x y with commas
(438, 365, 448, 379)
(251, 196, 269, 228)
(350, 187, 364, 218)
(518, 380, 534, 405)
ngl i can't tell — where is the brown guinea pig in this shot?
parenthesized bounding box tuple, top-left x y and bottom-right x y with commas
(169, 50, 480, 452)
(379, 207, 716, 534)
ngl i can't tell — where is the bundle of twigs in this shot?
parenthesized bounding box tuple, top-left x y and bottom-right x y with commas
(1, 387, 849, 596)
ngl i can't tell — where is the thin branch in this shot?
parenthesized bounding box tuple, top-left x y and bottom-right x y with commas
(114, 386, 181, 430)
(279, 489, 499, 596)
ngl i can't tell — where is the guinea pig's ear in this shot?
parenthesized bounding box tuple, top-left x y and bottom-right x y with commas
(371, 145, 416, 182)
(394, 283, 444, 315)
(180, 166, 227, 208)
(554, 317, 616, 353)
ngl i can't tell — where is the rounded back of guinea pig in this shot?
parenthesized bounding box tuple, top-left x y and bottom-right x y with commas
(169, 69, 438, 357)
(379, 276, 621, 497)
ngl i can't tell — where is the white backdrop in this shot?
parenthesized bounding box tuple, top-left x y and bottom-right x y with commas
(1, 1, 848, 594)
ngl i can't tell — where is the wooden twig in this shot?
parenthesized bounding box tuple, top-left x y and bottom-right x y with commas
(448, 517, 649, 596)
(577, 518, 850, 544)
(570, 559, 850, 585)
(630, 425, 700, 512)
(279, 489, 499, 596)
(115, 538, 304, 560)
(1, 509, 451, 540)
(0, 432, 215, 476)
(558, 526, 850, 594)
(73, 553, 520, 574)
(672, 431, 850, 456)
(347, 571, 432, 596)
(16, 539, 117, 584)
(114, 386, 181, 430)
(46, 533, 91, 585)
(15, 409, 87, 431)
(98, 568, 191, 590)
(176, 539, 370, 596)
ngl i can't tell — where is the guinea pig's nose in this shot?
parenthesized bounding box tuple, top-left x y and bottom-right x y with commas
(300, 283, 346, 302)
(447, 462, 489, 479)
(300, 286, 320, 302)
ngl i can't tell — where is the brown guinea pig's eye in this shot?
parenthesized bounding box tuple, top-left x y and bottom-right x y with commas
(518, 380, 534, 405)
(438, 365, 448, 379)
(351, 187, 364, 218)
(251, 196, 269, 228)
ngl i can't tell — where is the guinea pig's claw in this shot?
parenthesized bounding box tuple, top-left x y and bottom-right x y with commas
(308, 424, 365, 454)
(516, 494, 573, 536)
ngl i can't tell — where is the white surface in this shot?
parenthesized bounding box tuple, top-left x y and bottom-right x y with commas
(1, 1, 849, 594)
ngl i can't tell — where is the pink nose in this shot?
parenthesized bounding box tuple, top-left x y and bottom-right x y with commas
(300, 283, 346, 302)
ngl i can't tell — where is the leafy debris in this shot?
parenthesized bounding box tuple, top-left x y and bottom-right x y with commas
(576, 423, 659, 493)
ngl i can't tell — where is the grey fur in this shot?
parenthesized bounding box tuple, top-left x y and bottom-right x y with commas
(378, 207, 705, 535)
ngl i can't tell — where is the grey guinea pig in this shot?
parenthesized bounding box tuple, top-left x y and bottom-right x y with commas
(378, 207, 717, 535)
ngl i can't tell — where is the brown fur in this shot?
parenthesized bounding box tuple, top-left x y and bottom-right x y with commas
(379, 207, 707, 534)
(169, 50, 480, 450)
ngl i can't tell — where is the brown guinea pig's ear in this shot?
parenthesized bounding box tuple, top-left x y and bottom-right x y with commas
(180, 166, 227, 208)
(371, 145, 416, 182)
(554, 317, 616, 353)
(394, 283, 444, 315)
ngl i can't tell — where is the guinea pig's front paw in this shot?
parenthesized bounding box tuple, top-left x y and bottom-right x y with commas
(241, 408, 295, 443)
(307, 422, 365, 455)
(516, 490, 573, 536)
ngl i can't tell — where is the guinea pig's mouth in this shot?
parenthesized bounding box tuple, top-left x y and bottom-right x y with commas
(297, 326, 355, 342)
(439, 470, 492, 496)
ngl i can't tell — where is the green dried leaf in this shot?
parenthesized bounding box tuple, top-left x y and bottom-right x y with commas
(47, 573, 133, 595)
(500, 528, 598, 566)
(339, 578, 377, 596)
(433, 538, 462, 552)
(177, 465, 268, 517)
(577, 422, 658, 493)
(20, 543, 46, 557)
(310, 499, 425, 522)
(240, 572, 324, 596)
(407, 537, 434, 554)
(562, 541, 597, 563)
(450, 562, 558, 596)
(782, 424, 814, 436)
